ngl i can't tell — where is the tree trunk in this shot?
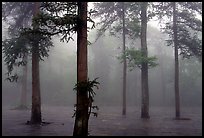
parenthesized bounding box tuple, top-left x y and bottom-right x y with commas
(160, 56, 166, 107)
(20, 54, 28, 108)
(135, 69, 140, 106)
(73, 2, 88, 136)
(122, 2, 127, 116)
(173, 2, 180, 119)
(140, 2, 150, 119)
(156, 43, 166, 106)
(30, 2, 42, 124)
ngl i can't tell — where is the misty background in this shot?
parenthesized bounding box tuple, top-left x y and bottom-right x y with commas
(2, 18, 202, 108)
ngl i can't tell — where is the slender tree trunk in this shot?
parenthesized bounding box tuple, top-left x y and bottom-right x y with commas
(173, 2, 180, 119)
(160, 57, 166, 106)
(135, 69, 140, 106)
(156, 44, 166, 106)
(140, 2, 150, 118)
(122, 2, 127, 116)
(30, 2, 42, 124)
(20, 18, 29, 109)
(73, 2, 88, 136)
(20, 54, 28, 108)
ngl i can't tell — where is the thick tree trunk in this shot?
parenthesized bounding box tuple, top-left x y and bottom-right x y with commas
(73, 2, 88, 136)
(30, 2, 42, 124)
(122, 2, 127, 116)
(140, 2, 150, 119)
(20, 54, 28, 108)
(173, 2, 180, 119)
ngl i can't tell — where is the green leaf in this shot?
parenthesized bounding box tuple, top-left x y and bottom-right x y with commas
(118, 48, 158, 70)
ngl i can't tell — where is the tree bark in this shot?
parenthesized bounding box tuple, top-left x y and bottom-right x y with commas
(31, 2, 42, 124)
(140, 2, 150, 118)
(122, 2, 127, 116)
(73, 2, 88, 136)
(173, 2, 180, 119)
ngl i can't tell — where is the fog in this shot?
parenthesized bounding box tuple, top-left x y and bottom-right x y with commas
(2, 18, 202, 136)
(2, 23, 202, 108)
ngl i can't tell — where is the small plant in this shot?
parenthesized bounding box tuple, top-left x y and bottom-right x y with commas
(72, 77, 100, 119)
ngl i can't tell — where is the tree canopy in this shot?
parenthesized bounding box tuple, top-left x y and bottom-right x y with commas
(153, 2, 202, 60)
(2, 2, 53, 82)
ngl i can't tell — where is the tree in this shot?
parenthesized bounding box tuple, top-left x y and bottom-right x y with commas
(32, 2, 98, 135)
(140, 2, 149, 118)
(30, 2, 42, 124)
(122, 2, 127, 116)
(2, 2, 53, 124)
(154, 2, 202, 119)
(93, 2, 128, 115)
(2, 2, 34, 110)
(73, 3, 100, 135)
(73, 2, 89, 136)
(172, 2, 180, 119)
(19, 54, 28, 109)
(120, 2, 158, 118)
(94, 2, 159, 118)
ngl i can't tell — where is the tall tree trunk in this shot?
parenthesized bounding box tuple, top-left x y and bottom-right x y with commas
(122, 2, 127, 116)
(140, 2, 150, 118)
(160, 56, 166, 106)
(173, 2, 180, 119)
(156, 44, 166, 106)
(73, 2, 88, 136)
(30, 2, 42, 124)
(20, 54, 28, 108)
(135, 69, 140, 106)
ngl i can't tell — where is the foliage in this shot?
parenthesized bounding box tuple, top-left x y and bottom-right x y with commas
(93, 2, 141, 40)
(165, 24, 202, 60)
(2, 2, 96, 82)
(33, 2, 78, 43)
(93, 2, 162, 41)
(2, 2, 35, 36)
(32, 2, 95, 43)
(72, 78, 100, 118)
(93, 2, 124, 39)
(2, 2, 54, 82)
(118, 48, 158, 71)
(153, 2, 202, 60)
(2, 27, 53, 82)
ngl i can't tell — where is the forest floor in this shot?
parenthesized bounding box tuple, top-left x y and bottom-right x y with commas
(2, 105, 202, 136)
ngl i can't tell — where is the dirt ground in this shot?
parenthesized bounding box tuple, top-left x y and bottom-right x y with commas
(2, 105, 202, 136)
